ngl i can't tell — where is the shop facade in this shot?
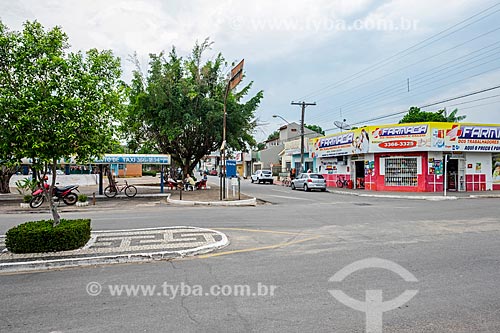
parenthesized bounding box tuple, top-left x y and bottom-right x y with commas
(310, 122, 500, 192)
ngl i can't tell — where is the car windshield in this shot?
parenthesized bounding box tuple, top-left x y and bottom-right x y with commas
(310, 174, 324, 179)
(262, 171, 272, 175)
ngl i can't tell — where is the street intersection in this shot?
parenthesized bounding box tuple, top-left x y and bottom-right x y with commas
(1, 180, 499, 332)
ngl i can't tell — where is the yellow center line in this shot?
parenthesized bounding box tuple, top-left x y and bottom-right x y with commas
(197, 235, 322, 259)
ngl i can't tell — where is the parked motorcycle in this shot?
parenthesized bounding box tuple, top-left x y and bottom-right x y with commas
(30, 179, 79, 208)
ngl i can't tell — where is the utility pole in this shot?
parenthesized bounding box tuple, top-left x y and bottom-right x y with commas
(291, 101, 316, 173)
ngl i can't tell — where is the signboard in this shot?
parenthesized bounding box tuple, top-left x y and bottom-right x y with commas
(435, 123, 500, 152)
(310, 128, 369, 157)
(226, 160, 237, 178)
(310, 122, 500, 157)
(369, 124, 429, 152)
(94, 154, 171, 164)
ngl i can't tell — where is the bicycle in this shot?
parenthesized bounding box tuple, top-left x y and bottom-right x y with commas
(104, 180, 137, 198)
(282, 177, 291, 187)
(336, 176, 349, 188)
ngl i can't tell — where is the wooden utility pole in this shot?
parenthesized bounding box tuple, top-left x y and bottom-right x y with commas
(291, 101, 316, 173)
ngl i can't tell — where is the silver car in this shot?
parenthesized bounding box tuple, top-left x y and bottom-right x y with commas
(291, 173, 326, 192)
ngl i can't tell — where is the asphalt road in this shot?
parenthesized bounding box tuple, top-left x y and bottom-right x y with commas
(1, 180, 499, 332)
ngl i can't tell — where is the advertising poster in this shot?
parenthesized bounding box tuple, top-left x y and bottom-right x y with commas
(493, 153, 500, 184)
(368, 124, 430, 152)
(310, 130, 357, 158)
(433, 123, 500, 152)
(311, 123, 500, 159)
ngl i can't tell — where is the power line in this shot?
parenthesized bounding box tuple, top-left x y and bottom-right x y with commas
(352, 84, 500, 126)
(308, 31, 500, 123)
(297, 2, 500, 101)
(422, 93, 500, 110)
(339, 54, 500, 115)
(320, 84, 500, 132)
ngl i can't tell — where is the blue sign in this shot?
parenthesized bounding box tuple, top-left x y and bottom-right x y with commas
(226, 160, 237, 178)
(94, 154, 170, 164)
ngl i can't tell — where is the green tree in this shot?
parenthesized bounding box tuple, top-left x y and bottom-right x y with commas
(124, 39, 263, 175)
(399, 106, 466, 124)
(442, 108, 467, 122)
(305, 124, 325, 135)
(266, 131, 279, 141)
(0, 21, 124, 225)
(399, 107, 447, 123)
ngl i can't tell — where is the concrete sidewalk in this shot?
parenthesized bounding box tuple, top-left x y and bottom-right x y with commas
(0, 226, 229, 273)
(272, 180, 500, 200)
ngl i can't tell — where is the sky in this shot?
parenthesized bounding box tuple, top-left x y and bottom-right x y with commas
(2, 0, 500, 141)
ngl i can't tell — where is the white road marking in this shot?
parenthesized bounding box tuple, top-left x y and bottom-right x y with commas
(267, 195, 315, 201)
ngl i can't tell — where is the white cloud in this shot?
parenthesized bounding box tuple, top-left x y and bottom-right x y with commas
(2, 0, 499, 142)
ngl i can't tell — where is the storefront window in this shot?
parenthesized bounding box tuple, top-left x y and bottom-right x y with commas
(384, 157, 418, 187)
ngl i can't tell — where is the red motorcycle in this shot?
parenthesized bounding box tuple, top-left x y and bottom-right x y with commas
(30, 178, 79, 208)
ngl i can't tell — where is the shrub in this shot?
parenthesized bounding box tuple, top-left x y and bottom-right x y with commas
(23, 194, 33, 203)
(78, 194, 88, 202)
(142, 170, 157, 177)
(5, 219, 91, 253)
(15, 178, 39, 195)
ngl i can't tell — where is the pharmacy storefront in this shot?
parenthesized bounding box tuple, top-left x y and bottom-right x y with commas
(310, 122, 500, 192)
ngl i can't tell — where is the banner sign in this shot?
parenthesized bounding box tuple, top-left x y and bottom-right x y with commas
(370, 124, 429, 152)
(94, 154, 171, 164)
(432, 123, 500, 152)
(310, 122, 500, 156)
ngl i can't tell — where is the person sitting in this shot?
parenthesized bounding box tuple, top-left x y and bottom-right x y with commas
(167, 175, 178, 190)
(184, 174, 196, 191)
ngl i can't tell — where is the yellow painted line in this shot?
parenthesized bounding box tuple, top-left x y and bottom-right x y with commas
(214, 227, 321, 236)
(197, 235, 322, 259)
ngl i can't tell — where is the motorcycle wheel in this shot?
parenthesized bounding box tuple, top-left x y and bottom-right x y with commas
(125, 185, 137, 198)
(104, 186, 117, 198)
(63, 193, 78, 205)
(30, 195, 45, 208)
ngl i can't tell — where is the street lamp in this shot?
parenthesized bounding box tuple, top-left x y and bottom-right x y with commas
(272, 114, 291, 124)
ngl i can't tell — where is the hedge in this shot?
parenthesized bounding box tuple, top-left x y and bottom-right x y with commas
(5, 219, 91, 253)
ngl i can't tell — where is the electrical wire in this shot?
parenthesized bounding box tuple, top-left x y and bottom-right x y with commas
(296, 2, 500, 101)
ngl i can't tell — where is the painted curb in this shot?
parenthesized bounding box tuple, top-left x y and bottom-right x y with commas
(167, 197, 257, 206)
(327, 189, 459, 201)
(0, 226, 229, 273)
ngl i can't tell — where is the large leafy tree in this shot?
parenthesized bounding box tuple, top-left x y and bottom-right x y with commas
(0, 21, 124, 225)
(125, 39, 263, 175)
(399, 106, 466, 123)
(305, 124, 325, 135)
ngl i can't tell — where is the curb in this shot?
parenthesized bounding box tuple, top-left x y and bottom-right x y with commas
(0, 226, 229, 273)
(166, 197, 257, 206)
(327, 189, 459, 201)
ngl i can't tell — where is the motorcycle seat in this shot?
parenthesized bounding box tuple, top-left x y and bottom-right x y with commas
(56, 185, 78, 191)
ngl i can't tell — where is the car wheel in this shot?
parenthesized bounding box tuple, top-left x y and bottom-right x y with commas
(258, 179, 261, 184)
(304, 184, 309, 192)
(321, 188, 326, 192)
(269, 180, 273, 185)
(291, 183, 296, 190)
(251, 178, 254, 183)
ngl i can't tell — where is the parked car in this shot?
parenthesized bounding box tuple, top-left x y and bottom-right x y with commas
(209, 169, 218, 176)
(291, 173, 326, 191)
(251, 169, 274, 184)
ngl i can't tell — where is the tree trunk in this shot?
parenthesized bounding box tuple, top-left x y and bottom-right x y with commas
(0, 168, 13, 193)
(48, 160, 61, 227)
(0, 172, 12, 193)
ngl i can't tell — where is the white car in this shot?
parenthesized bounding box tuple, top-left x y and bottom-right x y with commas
(251, 170, 274, 184)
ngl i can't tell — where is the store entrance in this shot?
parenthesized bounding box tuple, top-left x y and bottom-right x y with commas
(447, 159, 459, 191)
(355, 160, 365, 189)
